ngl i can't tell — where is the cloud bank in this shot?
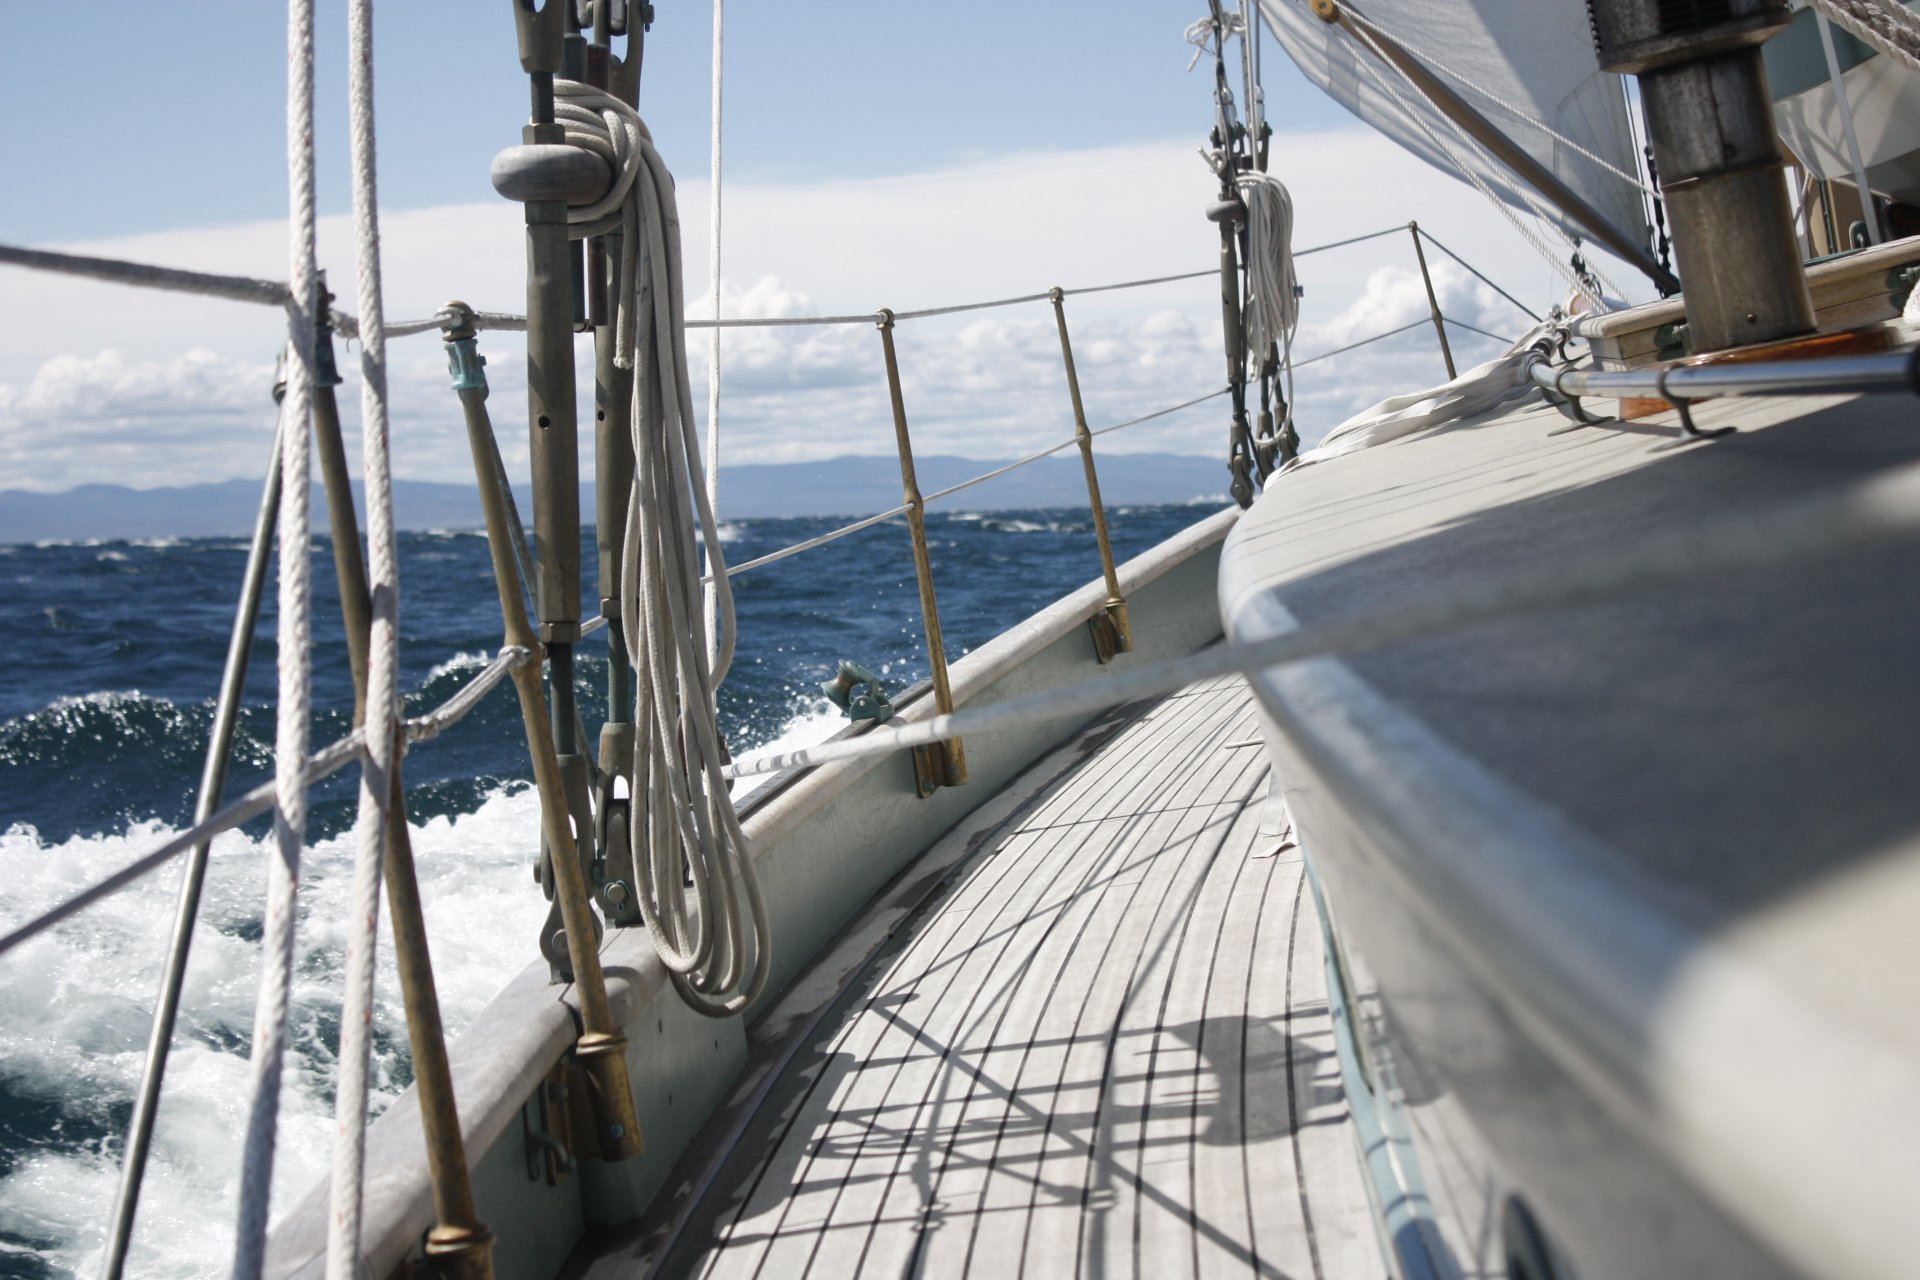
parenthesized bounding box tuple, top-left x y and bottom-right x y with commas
(0, 130, 1632, 493)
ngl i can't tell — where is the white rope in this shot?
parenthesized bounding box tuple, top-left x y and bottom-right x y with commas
(1236, 170, 1299, 438)
(720, 448, 1920, 782)
(555, 79, 770, 1017)
(231, 1, 317, 1275)
(704, 0, 727, 676)
(1185, 9, 1246, 70)
(326, 0, 397, 1273)
(1811, 0, 1920, 76)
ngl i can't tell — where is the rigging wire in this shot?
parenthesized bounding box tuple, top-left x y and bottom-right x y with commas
(1331, 0, 1657, 199)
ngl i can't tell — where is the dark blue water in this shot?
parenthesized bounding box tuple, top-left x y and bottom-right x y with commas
(0, 502, 1216, 1277)
(0, 505, 1211, 846)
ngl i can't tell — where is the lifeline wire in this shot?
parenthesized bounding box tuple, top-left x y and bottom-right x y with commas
(0, 231, 1414, 339)
(0, 645, 533, 962)
(9, 355, 1917, 962)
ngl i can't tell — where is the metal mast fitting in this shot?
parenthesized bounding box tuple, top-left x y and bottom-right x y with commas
(1589, 0, 1815, 353)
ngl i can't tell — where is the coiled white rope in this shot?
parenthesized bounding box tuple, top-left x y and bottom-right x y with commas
(326, 0, 398, 1273)
(558, 79, 771, 1017)
(231, 0, 317, 1275)
(1236, 170, 1299, 440)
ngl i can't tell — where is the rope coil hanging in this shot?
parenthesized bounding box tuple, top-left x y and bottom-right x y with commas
(556, 78, 771, 1017)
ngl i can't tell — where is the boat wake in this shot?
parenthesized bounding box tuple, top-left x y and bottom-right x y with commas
(0, 687, 852, 1277)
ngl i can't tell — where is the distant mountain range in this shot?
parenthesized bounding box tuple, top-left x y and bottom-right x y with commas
(0, 453, 1231, 543)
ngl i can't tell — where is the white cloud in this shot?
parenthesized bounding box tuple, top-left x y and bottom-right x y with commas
(0, 129, 1650, 492)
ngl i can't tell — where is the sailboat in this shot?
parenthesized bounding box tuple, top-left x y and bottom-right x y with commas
(2, 0, 1918, 1277)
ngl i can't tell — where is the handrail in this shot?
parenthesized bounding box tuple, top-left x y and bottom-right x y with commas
(1528, 346, 1919, 400)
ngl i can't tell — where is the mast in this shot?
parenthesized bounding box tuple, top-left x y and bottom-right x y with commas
(1589, 0, 1814, 351)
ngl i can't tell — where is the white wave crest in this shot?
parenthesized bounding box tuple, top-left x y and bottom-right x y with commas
(0, 787, 548, 1278)
(425, 650, 494, 683)
(731, 698, 845, 801)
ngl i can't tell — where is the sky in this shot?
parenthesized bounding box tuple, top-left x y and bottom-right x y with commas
(0, 1, 1653, 495)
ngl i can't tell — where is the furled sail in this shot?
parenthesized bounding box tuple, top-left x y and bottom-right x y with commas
(1259, 0, 1654, 275)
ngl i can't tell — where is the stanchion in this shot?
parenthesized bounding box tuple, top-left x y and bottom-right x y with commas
(876, 309, 967, 795)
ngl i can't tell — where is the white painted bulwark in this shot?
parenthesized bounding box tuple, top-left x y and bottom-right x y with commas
(265, 507, 1238, 1280)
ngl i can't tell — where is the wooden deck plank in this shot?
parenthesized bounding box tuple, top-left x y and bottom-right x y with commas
(957, 689, 1248, 1280)
(860, 683, 1248, 1279)
(672, 677, 1379, 1279)
(1129, 775, 1267, 1280)
(720, 689, 1219, 1280)
(1190, 848, 1273, 1280)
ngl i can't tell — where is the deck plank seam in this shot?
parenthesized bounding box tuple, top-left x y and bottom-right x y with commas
(711, 686, 1236, 1275)
(831, 686, 1257, 1275)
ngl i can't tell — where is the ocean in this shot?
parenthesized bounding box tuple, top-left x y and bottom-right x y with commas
(0, 501, 1217, 1277)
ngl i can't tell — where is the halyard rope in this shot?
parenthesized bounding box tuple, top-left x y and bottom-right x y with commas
(327, 0, 398, 1273)
(231, 0, 317, 1271)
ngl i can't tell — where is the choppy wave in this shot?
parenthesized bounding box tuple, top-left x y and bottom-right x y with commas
(0, 504, 1210, 1275)
(0, 787, 549, 1277)
(425, 650, 495, 683)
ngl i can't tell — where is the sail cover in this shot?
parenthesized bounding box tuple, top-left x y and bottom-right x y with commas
(1259, 0, 1652, 263)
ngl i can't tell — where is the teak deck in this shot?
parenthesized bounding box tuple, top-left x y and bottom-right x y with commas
(644, 676, 1378, 1278)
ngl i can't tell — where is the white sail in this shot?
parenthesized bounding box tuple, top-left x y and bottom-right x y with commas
(1258, 0, 1651, 262)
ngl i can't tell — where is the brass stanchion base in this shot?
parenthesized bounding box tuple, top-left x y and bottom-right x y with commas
(422, 1223, 497, 1280)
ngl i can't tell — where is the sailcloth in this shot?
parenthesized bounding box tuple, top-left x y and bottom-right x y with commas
(1259, 0, 1651, 259)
